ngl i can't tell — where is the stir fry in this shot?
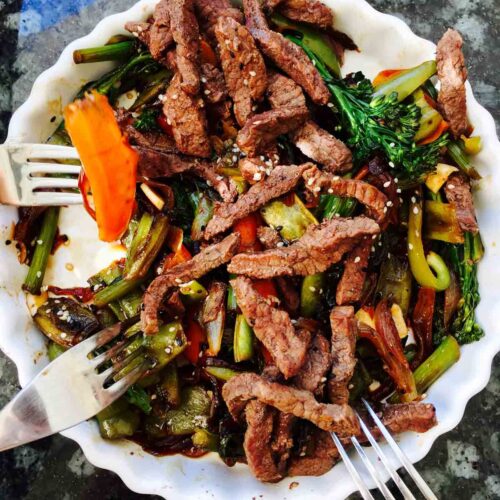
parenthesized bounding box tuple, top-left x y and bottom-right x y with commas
(15, 0, 484, 482)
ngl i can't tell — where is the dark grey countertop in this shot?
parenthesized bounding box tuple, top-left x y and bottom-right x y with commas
(0, 1, 499, 499)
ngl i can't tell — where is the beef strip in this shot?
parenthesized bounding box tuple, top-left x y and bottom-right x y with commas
(257, 226, 282, 248)
(200, 63, 227, 104)
(336, 238, 372, 305)
(163, 73, 211, 158)
(267, 73, 352, 173)
(228, 216, 380, 279)
(271, 412, 296, 475)
(201, 281, 227, 323)
(194, 0, 244, 39)
(222, 372, 360, 436)
(168, 0, 201, 95)
(203, 163, 311, 240)
(292, 334, 332, 395)
(231, 276, 310, 378)
(444, 172, 479, 234)
(436, 29, 468, 138)
(287, 427, 339, 476)
(302, 165, 388, 223)
(379, 403, 437, 435)
(244, 400, 283, 482)
(141, 233, 240, 334)
(214, 17, 267, 127)
(274, 0, 334, 30)
(243, 0, 330, 105)
(327, 306, 357, 405)
(236, 106, 309, 156)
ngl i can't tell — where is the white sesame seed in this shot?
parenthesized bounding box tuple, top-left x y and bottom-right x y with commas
(175, 278, 182, 284)
(390, 142, 396, 148)
(204, 89, 211, 95)
(252, 105, 258, 111)
(372, 234, 377, 240)
(354, 256, 361, 263)
(249, 70, 257, 77)
(253, 172, 262, 181)
(307, 178, 314, 186)
(151, 394, 157, 400)
(394, 178, 399, 183)
(165, 347, 172, 354)
(415, 230, 420, 237)
(399, 197, 404, 203)
(333, 176, 340, 181)
(309, 286, 316, 292)
(408, 243, 414, 250)
(389, 161, 395, 168)
(167, 118, 172, 125)
(369, 380, 381, 392)
(396, 188, 402, 193)
(276, 241, 284, 248)
(313, 186, 321, 193)
(206, 180, 212, 186)
(201, 77, 207, 83)
(387, 252, 391, 258)
(371, 246, 376, 252)
(383, 181, 391, 188)
(327, 102, 334, 108)
(172, 93, 178, 100)
(216, 175, 224, 181)
(335, 213, 340, 217)
(320, 377, 327, 383)
(232, 155, 238, 163)
(37, 239, 43, 245)
(383, 206, 388, 213)
(243, 79, 249, 86)
(386, 200, 393, 207)
(157, 267, 162, 275)
(327, 188, 334, 194)
(36, 271, 42, 278)
(411, 196, 416, 203)
(447, 184, 455, 190)
(60, 332, 67, 339)
(413, 206, 419, 214)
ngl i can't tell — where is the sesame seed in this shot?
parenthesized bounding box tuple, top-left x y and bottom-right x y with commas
(399, 197, 404, 203)
(411, 196, 416, 203)
(387, 252, 391, 258)
(60, 332, 67, 339)
(165, 347, 172, 354)
(204, 89, 211, 95)
(388, 161, 395, 168)
(369, 380, 381, 392)
(277, 241, 284, 248)
(243, 79, 249, 86)
(394, 178, 399, 183)
(327, 188, 334, 194)
(415, 230, 420, 237)
(448, 184, 455, 190)
(333, 176, 340, 181)
(313, 186, 321, 193)
(386, 201, 393, 207)
(37, 239, 43, 245)
(372, 234, 378, 239)
(320, 377, 327, 383)
(171, 93, 178, 100)
(151, 394, 157, 400)
(309, 286, 316, 292)
(408, 243, 414, 250)
(307, 178, 314, 186)
(157, 267, 162, 275)
(216, 175, 224, 181)
(335, 213, 340, 218)
(252, 105, 258, 111)
(371, 246, 376, 252)
(175, 278, 182, 284)
(327, 102, 334, 108)
(354, 256, 361, 263)
(167, 118, 172, 125)
(390, 142, 395, 148)
(253, 172, 262, 181)
(383, 181, 391, 188)
(232, 155, 238, 163)
(201, 77, 207, 83)
(249, 70, 257, 77)
(396, 188, 402, 193)
(383, 206, 388, 213)
(36, 271, 42, 278)
(206, 180, 212, 186)
(413, 206, 419, 214)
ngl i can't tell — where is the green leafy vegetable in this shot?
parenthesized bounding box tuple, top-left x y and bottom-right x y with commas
(134, 108, 161, 132)
(126, 385, 152, 414)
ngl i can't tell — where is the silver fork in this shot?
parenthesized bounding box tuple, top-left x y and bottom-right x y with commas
(331, 399, 438, 500)
(0, 322, 148, 452)
(0, 143, 82, 206)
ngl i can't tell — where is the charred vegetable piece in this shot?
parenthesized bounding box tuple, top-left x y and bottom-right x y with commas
(64, 91, 138, 242)
(300, 273, 325, 317)
(143, 321, 187, 371)
(233, 314, 254, 363)
(73, 41, 136, 64)
(163, 386, 212, 435)
(88, 261, 123, 287)
(408, 191, 451, 291)
(97, 398, 140, 439)
(34, 298, 99, 348)
(424, 200, 464, 244)
(261, 194, 318, 241)
(447, 140, 481, 180)
(126, 384, 152, 414)
(179, 280, 208, 303)
(373, 61, 437, 102)
(93, 276, 145, 307)
(204, 366, 240, 382)
(413, 89, 444, 142)
(203, 283, 227, 356)
(125, 213, 169, 280)
(191, 194, 214, 242)
(192, 429, 219, 452)
(23, 207, 60, 295)
(115, 289, 143, 319)
(375, 256, 412, 315)
(449, 232, 484, 344)
(131, 68, 172, 111)
(159, 363, 180, 407)
(47, 342, 66, 361)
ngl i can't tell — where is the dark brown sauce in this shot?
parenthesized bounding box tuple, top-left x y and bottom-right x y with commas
(130, 434, 208, 458)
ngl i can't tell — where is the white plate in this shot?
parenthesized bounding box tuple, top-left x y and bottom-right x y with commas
(1, 1, 500, 498)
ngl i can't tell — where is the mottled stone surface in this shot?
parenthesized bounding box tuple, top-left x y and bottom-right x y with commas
(0, 1, 498, 499)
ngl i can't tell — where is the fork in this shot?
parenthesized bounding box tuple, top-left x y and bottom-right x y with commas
(331, 399, 438, 500)
(0, 321, 149, 452)
(0, 143, 82, 206)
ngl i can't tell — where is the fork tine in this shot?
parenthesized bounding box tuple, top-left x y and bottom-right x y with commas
(357, 413, 416, 500)
(91, 337, 134, 369)
(362, 399, 438, 500)
(330, 432, 375, 500)
(30, 192, 82, 205)
(26, 177, 80, 190)
(350, 436, 396, 500)
(106, 361, 149, 398)
(79, 323, 124, 354)
(24, 162, 81, 176)
(8, 143, 80, 161)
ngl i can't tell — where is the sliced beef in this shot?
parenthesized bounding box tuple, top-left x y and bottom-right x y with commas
(380, 403, 437, 435)
(288, 428, 339, 476)
(267, 74, 352, 174)
(231, 276, 310, 378)
(266, 72, 306, 109)
(237, 106, 309, 157)
(168, 0, 201, 95)
(292, 334, 332, 395)
(244, 400, 283, 482)
(201, 281, 227, 323)
(292, 121, 353, 174)
(303, 165, 388, 223)
(215, 17, 267, 127)
(243, 0, 269, 31)
(200, 63, 227, 104)
(222, 372, 360, 436)
(444, 172, 479, 234)
(228, 216, 380, 279)
(141, 233, 240, 334)
(257, 226, 282, 248)
(275, 0, 334, 30)
(327, 306, 357, 405)
(336, 238, 372, 305)
(238, 157, 270, 184)
(163, 73, 211, 158)
(271, 412, 296, 475)
(436, 29, 468, 138)
(194, 0, 244, 39)
(203, 163, 311, 240)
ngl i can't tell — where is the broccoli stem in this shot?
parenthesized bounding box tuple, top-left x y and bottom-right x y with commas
(73, 41, 136, 64)
(23, 207, 60, 295)
(447, 140, 481, 180)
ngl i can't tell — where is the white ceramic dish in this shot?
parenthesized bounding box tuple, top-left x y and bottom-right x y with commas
(1, 0, 499, 498)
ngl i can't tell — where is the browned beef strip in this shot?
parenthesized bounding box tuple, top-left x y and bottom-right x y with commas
(293, 334, 332, 395)
(379, 403, 437, 435)
(215, 17, 267, 127)
(231, 276, 310, 378)
(257, 226, 281, 248)
(163, 73, 211, 158)
(194, 0, 244, 39)
(222, 372, 360, 436)
(327, 306, 357, 405)
(168, 0, 201, 95)
(237, 107, 309, 156)
(336, 238, 372, 305)
(277, 0, 333, 30)
(436, 29, 468, 138)
(228, 216, 380, 279)
(266, 73, 352, 173)
(292, 121, 353, 174)
(303, 165, 388, 223)
(266, 72, 306, 109)
(201, 281, 227, 323)
(200, 63, 227, 104)
(203, 163, 311, 240)
(141, 233, 240, 334)
(271, 412, 296, 475)
(244, 400, 283, 482)
(444, 172, 479, 234)
(243, 0, 269, 31)
(288, 427, 339, 477)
